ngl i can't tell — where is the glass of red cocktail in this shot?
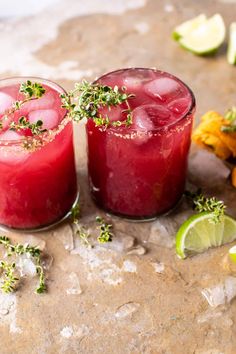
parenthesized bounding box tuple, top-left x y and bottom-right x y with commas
(86, 68, 195, 220)
(0, 77, 78, 230)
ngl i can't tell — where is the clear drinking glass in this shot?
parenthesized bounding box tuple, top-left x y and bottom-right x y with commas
(86, 68, 195, 220)
(0, 77, 78, 230)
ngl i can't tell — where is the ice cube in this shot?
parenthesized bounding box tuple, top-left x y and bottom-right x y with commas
(98, 105, 123, 123)
(0, 130, 22, 141)
(28, 109, 59, 130)
(144, 77, 182, 102)
(168, 97, 190, 115)
(121, 69, 155, 90)
(0, 92, 15, 114)
(201, 276, 236, 308)
(132, 104, 171, 131)
(66, 272, 82, 295)
(16, 255, 37, 277)
(23, 91, 55, 113)
(115, 302, 140, 319)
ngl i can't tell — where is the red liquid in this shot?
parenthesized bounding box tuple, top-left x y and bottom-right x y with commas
(86, 68, 195, 219)
(0, 78, 77, 229)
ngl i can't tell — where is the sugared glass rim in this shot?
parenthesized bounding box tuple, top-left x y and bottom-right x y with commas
(0, 76, 70, 146)
(94, 67, 196, 133)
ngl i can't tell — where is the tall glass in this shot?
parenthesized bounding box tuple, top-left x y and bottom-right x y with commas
(86, 68, 195, 220)
(0, 77, 78, 230)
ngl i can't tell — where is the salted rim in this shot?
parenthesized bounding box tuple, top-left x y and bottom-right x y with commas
(0, 76, 70, 146)
(94, 67, 196, 133)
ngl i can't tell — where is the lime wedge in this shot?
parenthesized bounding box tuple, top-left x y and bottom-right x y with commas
(172, 14, 207, 41)
(176, 212, 236, 259)
(227, 23, 236, 65)
(179, 14, 226, 55)
(229, 245, 236, 263)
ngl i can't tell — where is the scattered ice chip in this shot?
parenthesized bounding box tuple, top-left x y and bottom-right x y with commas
(168, 97, 190, 115)
(134, 22, 150, 34)
(16, 255, 37, 277)
(0, 92, 14, 114)
(115, 302, 140, 319)
(151, 262, 165, 273)
(60, 326, 74, 338)
(122, 260, 137, 273)
(66, 272, 82, 295)
(28, 109, 59, 130)
(132, 104, 171, 131)
(148, 217, 176, 248)
(144, 77, 182, 102)
(0, 130, 22, 141)
(201, 276, 236, 308)
(126, 245, 146, 255)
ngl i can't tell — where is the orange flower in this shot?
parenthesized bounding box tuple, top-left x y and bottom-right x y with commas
(192, 111, 236, 159)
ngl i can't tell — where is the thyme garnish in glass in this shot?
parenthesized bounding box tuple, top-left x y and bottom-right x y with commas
(61, 80, 134, 128)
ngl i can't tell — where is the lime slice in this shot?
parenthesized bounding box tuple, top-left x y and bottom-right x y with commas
(229, 245, 236, 263)
(179, 14, 226, 55)
(227, 23, 236, 65)
(172, 14, 207, 41)
(176, 212, 236, 259)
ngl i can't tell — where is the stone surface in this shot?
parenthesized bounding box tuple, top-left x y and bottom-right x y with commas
(0, 0, 236, 353)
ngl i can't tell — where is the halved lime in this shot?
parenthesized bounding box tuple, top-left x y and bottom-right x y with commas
(179, 14, 226, 55)
(176, 212, 236, 259)
(227, 23, 236, 65)
(229, 245, 236, 263)
(172, 14, 207, 41)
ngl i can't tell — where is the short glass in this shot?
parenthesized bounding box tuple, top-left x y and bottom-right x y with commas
(86, 68, 195, 220)
(0, 77, 78, 231)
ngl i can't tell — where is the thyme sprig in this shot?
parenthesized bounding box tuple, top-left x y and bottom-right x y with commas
(96, 216, 113, 243)
(61, 80, 134, 128)
(0, 80, 46, 137)
(185, 190, 226, 223)
(221, 107, 236, 133)
(20, 80, 45, 99)
(0, 236, 46, 294)
(0, 261, 18, 293)
(10, 116, 47, 136)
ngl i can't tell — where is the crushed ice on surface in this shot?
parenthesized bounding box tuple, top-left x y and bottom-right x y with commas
(201, 276, 236, 308)
(66, 272, 82, 295)
(0, 292, 22, 333)
(134, 22, 150, 34)
(126, 245, 146, 255)
(56, 224, 74, 251)
(60, 324, 90, 339)
(16, 255, 37, 277)
(115, 302, 140, 319)
(148, 217, 176, 248)
(122, 260, 137, 273)
(151, 261, 165, 273)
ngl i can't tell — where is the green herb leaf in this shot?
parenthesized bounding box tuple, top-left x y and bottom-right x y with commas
(96, 216, 113, 243)
(221, 107, 236, 133)
(20, 80, 45, 99)
(185, 190, 226, 223)
(70, 203, 81, 224)
(10, 116, 47, 136)
(0, 261, 19, 293)
(0, 236, 46, 294)
(61, 80, 134, 128)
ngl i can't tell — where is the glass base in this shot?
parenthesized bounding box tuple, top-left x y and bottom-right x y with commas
(0, 192, 80, 233)
(94, 195, 184, 223)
